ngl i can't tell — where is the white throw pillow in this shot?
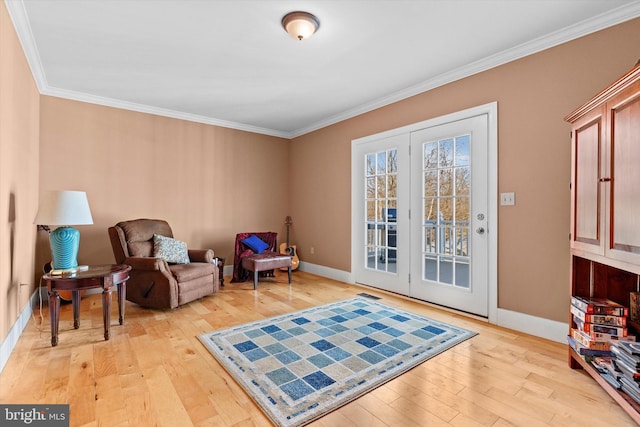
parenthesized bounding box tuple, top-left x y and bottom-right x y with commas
(153, 234, 190, 264)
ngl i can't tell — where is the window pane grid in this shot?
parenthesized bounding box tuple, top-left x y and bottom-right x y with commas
(422, 135, 470, 288)
(365, 149, 397, 273)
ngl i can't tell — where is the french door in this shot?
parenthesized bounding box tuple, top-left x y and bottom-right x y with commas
(352, 104, 496, 318)
(352, 133, 410, 295)
(409, 115, 488, 316)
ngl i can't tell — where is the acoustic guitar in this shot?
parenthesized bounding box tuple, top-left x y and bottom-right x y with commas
(279, 216, 300, 271)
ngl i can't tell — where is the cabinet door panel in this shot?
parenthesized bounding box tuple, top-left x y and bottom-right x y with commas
(610, 92, 640, 259)
(572, 114, 603, 254)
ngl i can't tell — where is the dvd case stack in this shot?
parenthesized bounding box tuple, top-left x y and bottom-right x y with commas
(611, 342, 640, 404)
(569, 296, 634, 360)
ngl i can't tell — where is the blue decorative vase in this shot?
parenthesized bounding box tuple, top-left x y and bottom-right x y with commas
(50, 226, 80, 270)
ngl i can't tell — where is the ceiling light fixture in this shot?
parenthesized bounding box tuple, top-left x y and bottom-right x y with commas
(282, 11, 320, 41)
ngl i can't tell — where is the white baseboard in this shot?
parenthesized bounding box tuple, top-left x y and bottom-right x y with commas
(298, 261, 353, 284)
(223, 264, 233, 278)
(299, 261, 568, 344)
(496, 308, 568, 343)
(0, 288, 41, 374)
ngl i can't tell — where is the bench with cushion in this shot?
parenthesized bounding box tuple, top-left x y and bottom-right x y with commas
(242, 252, 292, 289)
(231, 232, 292, 289)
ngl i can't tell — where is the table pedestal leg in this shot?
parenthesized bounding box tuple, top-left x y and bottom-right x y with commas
(72, 290, 81, 329)
(102, 288, 112, 341)
(49, 291, 60, 347)
(117, 283, 126, 325)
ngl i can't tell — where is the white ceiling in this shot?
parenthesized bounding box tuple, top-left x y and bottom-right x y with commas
(6, 0, 640, 138)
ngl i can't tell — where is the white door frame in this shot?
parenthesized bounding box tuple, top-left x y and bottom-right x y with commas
(351, 102, 498, 323)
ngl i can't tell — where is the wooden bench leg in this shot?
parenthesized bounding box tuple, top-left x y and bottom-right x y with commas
(288, 266, 292, 284)
(254, 271, 259, 290)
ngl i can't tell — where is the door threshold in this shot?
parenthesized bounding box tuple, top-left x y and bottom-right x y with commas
(352, 282, 489, 323)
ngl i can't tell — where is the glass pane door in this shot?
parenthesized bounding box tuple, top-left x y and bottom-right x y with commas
(410, 114, 489, 317)
(353, 132, 409, 295)
(353, 103, 495, 318)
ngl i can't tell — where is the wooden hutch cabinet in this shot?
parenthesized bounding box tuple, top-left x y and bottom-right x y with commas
(565, 61, 640, 423)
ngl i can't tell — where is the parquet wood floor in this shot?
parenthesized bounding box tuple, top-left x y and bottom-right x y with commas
(0, 271, 636, 426)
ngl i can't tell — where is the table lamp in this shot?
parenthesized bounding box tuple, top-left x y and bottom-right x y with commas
(34, 190, 94, 271)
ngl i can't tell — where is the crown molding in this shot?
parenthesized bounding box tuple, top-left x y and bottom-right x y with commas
(6, 0, 640, 140)
(42, 86, 292, 138)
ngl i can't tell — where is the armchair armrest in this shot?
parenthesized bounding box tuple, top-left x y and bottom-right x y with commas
(188, 249, 214, 263)
(123, 256, 170, 272)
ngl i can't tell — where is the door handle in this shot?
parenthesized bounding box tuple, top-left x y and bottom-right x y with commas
(476, 227, 485, 235)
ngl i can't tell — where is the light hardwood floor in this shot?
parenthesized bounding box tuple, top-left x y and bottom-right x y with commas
(0, 271, 636, 426)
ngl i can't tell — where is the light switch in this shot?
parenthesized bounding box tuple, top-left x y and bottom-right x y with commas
(500, 192, 515, 206)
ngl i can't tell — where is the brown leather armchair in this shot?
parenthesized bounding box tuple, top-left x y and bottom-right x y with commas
(108, 218, 218, 309)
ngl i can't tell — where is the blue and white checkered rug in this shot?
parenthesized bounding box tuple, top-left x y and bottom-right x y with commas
(198, 297, 477, 426)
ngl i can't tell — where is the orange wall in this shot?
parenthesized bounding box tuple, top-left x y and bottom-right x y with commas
(290, 18, 640, 323)
(38, 98, 291, 274)
(0, 1, 40, 343)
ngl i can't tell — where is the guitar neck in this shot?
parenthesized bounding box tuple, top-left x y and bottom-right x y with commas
(284, 216, 292, 246)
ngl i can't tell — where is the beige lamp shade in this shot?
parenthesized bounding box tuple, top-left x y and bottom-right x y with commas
(34, 190, 94, 226)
